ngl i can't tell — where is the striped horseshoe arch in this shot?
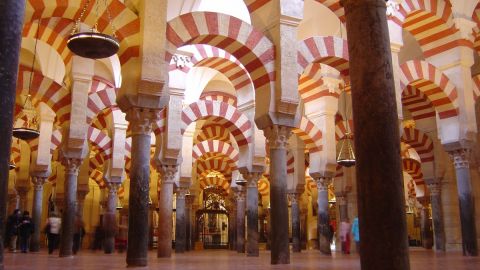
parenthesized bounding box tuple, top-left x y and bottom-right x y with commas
(195, 124, 232, 144)
(402, 158, 424, 184)
(192, 140, 239, 163)
(166, 12, 275, 95)
(87, 77, 117, 123)
(293, 116, 323, 153)
(181, 100, 252, 147)
(399, 60, 458, 119)
(88, 126, 113, 161)
(297, 36, 349, 76)
(401, 127, 434, 163)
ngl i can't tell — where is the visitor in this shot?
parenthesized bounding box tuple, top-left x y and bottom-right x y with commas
(73, 214, 85, 254)
(5, 209, 21, 252)
(17, 211, 34, 253)
(91, 224, 104, 251)
(339, 219, 351, 254)
(351, 217, 360, 253)
(45, 212, 61, 254)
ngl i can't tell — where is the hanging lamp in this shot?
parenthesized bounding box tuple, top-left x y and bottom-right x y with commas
(9, 161, 16, 170)
(13, 21, 41, 141)
(67, 0, 119, 59)
(336, 83, 356, 167)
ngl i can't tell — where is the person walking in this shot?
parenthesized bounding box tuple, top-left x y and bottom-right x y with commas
(5, 209, 21, 252)
(351, 217, 360, 253)
(45, 212, 62, 254)
(17, 211, 34, 253)
(339, 219, 351, 254)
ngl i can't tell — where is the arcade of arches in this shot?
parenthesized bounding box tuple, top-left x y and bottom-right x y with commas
(1, 0, 480, 270)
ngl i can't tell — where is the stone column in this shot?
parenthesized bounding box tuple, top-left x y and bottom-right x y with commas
(229, 203, 237, 251)
(300, 206, 308, 250)
(336, 192, 348, 222)
(0, 1, 25, 268)
(157, 164, 177, 257)
(264, 125, 291, 264)
(125, 107, 160, 267)
(235, 187, 246, 253)
(59, 158, 82, 257)
(427, 181, 446, 251)
(103, 183, 120, 254)
(185, 194, 194, 251)
(289, 193, 301, 253)
(315, 177, 332, 255)
(448, 149, 478, 256)
(419, 200, 433, 249)
(29, 176, 47, 252)
(16, 186, 29, 211)
(340, 0, 410, 269)
(245, 173, 261, 256)
(175, 187, 188, 253)
(76, 188, 89, 218)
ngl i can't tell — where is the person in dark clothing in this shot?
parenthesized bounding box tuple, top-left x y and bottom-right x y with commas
(91, 225, 104, 251)
(5, 209, 21, 252)
(73, 214, 85, 254)
(17, 211, 34, 253)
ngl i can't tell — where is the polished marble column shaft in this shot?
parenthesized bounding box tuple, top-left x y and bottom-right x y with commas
(29, 177, 46, 252)
(235, 188, 246, 253)
(103, 183, 120, 254)
(245, 173, 261, 257)
(315, 177, 332, 255)
(289, 193, 301, 253)
(341, 0, 410, 269)
(175, 188, 188, 253)
(427, 182, 446, 251)
(157, 165, 177, 257)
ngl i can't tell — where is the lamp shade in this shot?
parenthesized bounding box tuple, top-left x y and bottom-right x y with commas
(336, 133, 356, 167)
(67, 32, 119, 59)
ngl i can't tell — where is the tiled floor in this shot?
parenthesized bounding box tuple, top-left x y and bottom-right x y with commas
(3, 248, 480, 270)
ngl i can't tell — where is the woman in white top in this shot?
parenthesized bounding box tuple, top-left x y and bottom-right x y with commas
(46, 213, 61, 254)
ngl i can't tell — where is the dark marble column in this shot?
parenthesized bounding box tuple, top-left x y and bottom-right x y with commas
(289, 193, 301, 253)
(419, 201, 433, 249)
(228, 203, 237, 250)
(125, 107, 159, 267)
(336, 193, 348, 222)
(59, 158, 82, 257)
(175, 187, 188, 253)
(300, 206, 308, 250)
(157, 165, 177, 257)
(103, 183, 120, 254)
(29, 176, 47, 252)
(315, 177, 332, 255)
(0, 1, 26, 268)
(340, 0, 410, 269)
(264, 125, 291, 264)
(76, 188, 89, 218)
(448, 149, 478, 256)
(235, 187, 246, 253)
(185, 194, 194, 251)
(245, 172, 261, 256)
(258, 211, 266, 243)
(427, 181, 446, 251)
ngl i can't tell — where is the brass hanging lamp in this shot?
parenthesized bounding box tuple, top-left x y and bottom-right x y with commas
(67, 0, 119, 59)
(13, 21, 41, 141)
(336, 83, 356, 167)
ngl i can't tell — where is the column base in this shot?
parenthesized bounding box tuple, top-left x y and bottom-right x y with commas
(126, 257, 147, 267)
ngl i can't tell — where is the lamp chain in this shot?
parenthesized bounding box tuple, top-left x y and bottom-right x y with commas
(71, 0, 91, 36)
(104, 0, 117, 38)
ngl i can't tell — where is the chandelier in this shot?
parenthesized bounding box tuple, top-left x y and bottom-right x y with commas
(13, 21, 41, 141)
(336, 83, 356, 167)
(67, 0, 119, 59)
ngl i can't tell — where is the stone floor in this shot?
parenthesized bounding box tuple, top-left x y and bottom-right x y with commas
(3, 248, 480, 270)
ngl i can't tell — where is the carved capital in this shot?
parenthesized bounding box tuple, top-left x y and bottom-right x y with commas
(243, 172, 262, 188)
(106, 182, 121, 194)
(427, 182, 441, 197)
(31, 176, 47, 190)
(62, 157, 82, 176)
(234, 188, 246, 202)
(185, 194, 195, 206)
(315, 177, 332, 192)
(126, 107, 161, 135)
(176, 187, 189, 200)
(264, 125, 292, 150)
(448, 149, 470, 169)
(159, 164, 178, 184)
(287, 193, 298, 204)
(336, 194, 347, 206)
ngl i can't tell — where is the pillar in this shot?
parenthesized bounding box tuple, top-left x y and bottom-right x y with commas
(264, 125, 291, 264)
(427, 181, 446, 251)
(448, 149, 478, 256)
(185, 194, 194, 251)
(315, 177, 332, 255)
(300, 206, 308, 250)
(229, 203, 237, 251)
(59, 158, 82, 257)
(289, 193, 301, 253)
(29, 176, 47, 252)
(157, 164, 177, 257)
(235, 187, 246, 253)
(419, 200, 433, 249)
(337, 192, 349, 222)
(125, 107, 159, 267)
(103, 183, 120, 254)
(16, 186, 29, 211)
(245, 173, 261, 256)
(0, 1, 26, 268)
(175, 187, 188, 253)
(340, 0, 410, 269)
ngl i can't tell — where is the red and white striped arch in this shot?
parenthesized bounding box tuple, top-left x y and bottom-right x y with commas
(17, 66, 70, 124)
(198, 172, 230, 191)
(192, 140, 239, 163)
(88, 126, 112, 161)
(293, 116, 323, 153)
(298, 63, 341, 104)
(402, 85, 436, 121)
(298, 36, 349, 76)
(399, 60, 458, 119)
(51, 128, 62, 154)
(473, 74, 480, 101)
(200, 91, 237, 106)
(196, 158, 236, 180)
(402, 158, 424, 184)
(392, 0, 466, 58)
(287, 150, 295, 174)
(195, 124, 232, 144)
(166, 12, 275, 94)
(401, 127, 434, 163)
(25, 0, 141, 65)
(181, 100, 252, 146)
(87, 76, 117, 123)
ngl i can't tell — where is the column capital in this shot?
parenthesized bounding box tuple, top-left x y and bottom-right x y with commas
(158, 164, 178, 184)
(185, 194, 195, 206)
(453, 17, 476, 42)
(106, 182, 121, 193)
(448, 148, 470, 169)
(315, 177, 332, 191)
(264, 125, 292, 150)
(242, 172, 263, 188)
(61, 157, 82, 176)
(176, 187, 189, 200)
(427, 182, 441, 196)
(233, 188, 246, 202)
(287, 193, 299, 204)
(31, 176, 47, 190)
(125, 106, 162, 136)
(335, 192, 348, 206)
